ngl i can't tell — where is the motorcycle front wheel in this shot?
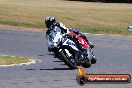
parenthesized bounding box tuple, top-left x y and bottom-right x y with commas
(59, 49, 77, 70)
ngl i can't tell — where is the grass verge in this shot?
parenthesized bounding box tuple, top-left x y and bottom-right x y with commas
(0, 20, 132, 35)
(0, 0, 132, 35)
(0, 20, 44, 28)
(0, 55, 31, 65)
(76, 25, 132, 35)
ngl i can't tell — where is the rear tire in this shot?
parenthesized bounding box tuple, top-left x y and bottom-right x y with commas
(82, 59, 91, 68)
(76, 52, 91, 68)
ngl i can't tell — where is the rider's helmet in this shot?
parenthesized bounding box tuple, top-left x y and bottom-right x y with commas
(45, 16, 56, 28)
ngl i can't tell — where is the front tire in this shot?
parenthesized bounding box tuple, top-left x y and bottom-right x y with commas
(59, 50, 77, 69)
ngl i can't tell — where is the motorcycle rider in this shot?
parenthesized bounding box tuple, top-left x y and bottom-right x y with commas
(45, 16, 94, 52)
(45, 16, 69, 36)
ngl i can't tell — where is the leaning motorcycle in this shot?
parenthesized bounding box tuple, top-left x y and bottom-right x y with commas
(70, 31, 97, 64)
(47, 27, 96, 69)
(67, 30, 97, 67)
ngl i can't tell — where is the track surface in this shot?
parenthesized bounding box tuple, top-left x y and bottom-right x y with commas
(0, 27, 132, 88)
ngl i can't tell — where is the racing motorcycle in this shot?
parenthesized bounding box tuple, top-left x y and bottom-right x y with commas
(47, 27, 96, 69)
(68, 30, 97, 66)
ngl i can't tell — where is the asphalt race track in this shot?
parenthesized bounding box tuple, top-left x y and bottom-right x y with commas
(0, 27, 132, 88)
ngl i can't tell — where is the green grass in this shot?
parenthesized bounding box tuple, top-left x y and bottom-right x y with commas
(0, 55, 31, 65)
(0, 0, 132, 35)
(0, 20, 44, 28)
(77, 25, 131, 35)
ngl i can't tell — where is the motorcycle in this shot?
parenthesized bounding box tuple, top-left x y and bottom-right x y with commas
(47, 27, 96, 69)
(68, 30, 97, 67)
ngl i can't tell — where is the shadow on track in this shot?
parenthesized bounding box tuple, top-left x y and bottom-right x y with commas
(38, 54, 45, 56)
(40, 68, 70, 70)
(26, 68, 36, 70)
(47, 53, 54, 55)
(53, 60, 63, 62)
(26, 68, 70, 71)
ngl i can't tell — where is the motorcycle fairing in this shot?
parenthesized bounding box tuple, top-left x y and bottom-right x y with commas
(62, 38, 79, 51)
